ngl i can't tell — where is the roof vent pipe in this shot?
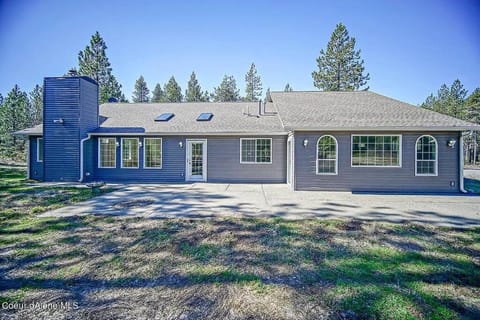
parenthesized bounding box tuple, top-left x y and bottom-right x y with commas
(258, 99, 262, 116)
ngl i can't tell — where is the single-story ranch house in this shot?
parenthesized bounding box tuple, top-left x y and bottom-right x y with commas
(15, 76, 480, 192)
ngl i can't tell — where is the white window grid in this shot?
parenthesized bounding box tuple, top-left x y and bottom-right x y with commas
(144, 138, 162, 169)
(317, 135, 337, 175)
(98, 137, 116, 168)
(240, 138, 272, 164)
(351, 135, 402, 167)
(121, 138, 139, 168)
(415, 135, 438, 176)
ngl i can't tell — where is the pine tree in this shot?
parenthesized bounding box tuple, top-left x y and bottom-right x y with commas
(78, 31, 125, 104)
(0, 85, 31, 159)
(448, 79, 467, 119)
(245, 63, 262, 101)
(465, 88, 480, 124)
(312, 23, 370, 91)
(164, 76, 183, 102)
(29, 85, 43, 125)
(151, 83, 165, 103)
(185, 72, 204, 102)
(284, 83, 293, 92)
(0, 93, 3, 106)
(100, 74, 126, 103)
(421, 80, 467, 119)
(213, 75, 240, 102)
(132, 76, 150, 103)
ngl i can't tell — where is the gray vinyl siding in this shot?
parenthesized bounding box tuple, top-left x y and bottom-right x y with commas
(207, 136, 286, 183)
(93, 136, 186, 183)
(294, 131, 460, 192)
(29, 136, 44, 181)
(92, 135, 287, 183)
(43, 77, 80, 181)
(43, 77, 98, 182)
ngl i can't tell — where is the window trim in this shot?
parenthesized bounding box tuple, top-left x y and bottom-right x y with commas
(350, 134, 402, 168)
(316, 135, 338, 175)
(36, 137, 43, 162)
(415, 135, 438, 177)
(121, 137, 139, 169)
(239, 138, 273, 164)
(143, 137, 163, 169)
(98, 137, 117, 169)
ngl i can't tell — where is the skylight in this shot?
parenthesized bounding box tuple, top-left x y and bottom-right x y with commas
(197, 113, 213, 121)
(155, 113, 174, 122)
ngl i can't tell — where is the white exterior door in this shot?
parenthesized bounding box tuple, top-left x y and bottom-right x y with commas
(186, 139, 207, 181)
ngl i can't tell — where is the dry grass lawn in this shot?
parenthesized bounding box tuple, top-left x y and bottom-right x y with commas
(1, 166, 479, 319)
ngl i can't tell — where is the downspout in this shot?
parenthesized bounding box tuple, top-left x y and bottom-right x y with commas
(459, 133, 467, 193)
(79, 134, 92, 182)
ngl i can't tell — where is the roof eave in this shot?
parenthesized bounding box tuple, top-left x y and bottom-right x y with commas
(89, 131, 289, 136)
(289, 126, 480, 132)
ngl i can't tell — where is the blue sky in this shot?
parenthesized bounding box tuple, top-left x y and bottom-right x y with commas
(0, 0, 479, 105)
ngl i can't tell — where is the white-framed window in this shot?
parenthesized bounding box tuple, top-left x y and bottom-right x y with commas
(98, 137, 116, 168)
(121, 138, 139, 168)
(144, 138, 162, 169)
(415, 135, 438, 176)
(317, 135, 338, 175)
(37, 137, 43, 162)
(240, 138, 272, 164)
(351, 135, 402, 167)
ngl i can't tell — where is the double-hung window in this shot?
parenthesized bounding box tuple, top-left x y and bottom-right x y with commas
(415, 135, 437, 176)
(98, 138, 116, 168)
(352, 135, 401, 167)
(121, 138, 139, 168)
(144, 138, 162, 168)
(240, 138, 272, 163)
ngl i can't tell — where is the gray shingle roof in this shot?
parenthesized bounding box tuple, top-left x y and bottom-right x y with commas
(14, 91, 480, 136)
(13, 124, 43, 135)
(271, 91, 480, 131)
(96, 102, 285, 134)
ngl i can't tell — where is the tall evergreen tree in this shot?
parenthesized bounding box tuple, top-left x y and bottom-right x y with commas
(284, 83, 293, 92)
(151, 83, 165, 103)
(185, 72, 204, 102)
(0, 93, 3, 106)
(245, 63, 262, 101)
(465, 88, 480, 124)
(312, 23, 370, 91)
(421, 79, 467, 119)
(132, 75, 150, 103)
(213, 75, 240, 102)
(164, 76, 183, 102)
(0, 85, 31, 159)
(29, 85, 43, 125)
(100, 74, 127, 103)
(78, 31, 125, 104)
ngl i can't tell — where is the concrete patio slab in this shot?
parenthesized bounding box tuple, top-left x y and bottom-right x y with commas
(41, 182, 480, 227)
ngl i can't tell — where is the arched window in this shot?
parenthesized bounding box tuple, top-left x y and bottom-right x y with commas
(317, 135, 338, 175)
(415, 135, 438, 176)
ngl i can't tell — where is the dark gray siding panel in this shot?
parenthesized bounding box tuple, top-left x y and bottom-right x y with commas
(29, 136, 44, 181)
(43, 77, 98, 182)
(93, 136, 186, 183)
(294, 131, 460, 192)
(43, 78, 81, 181)
(91, 136, 287, 183)
(207, 136, 287, 183)
(79, 79, 99, 138)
